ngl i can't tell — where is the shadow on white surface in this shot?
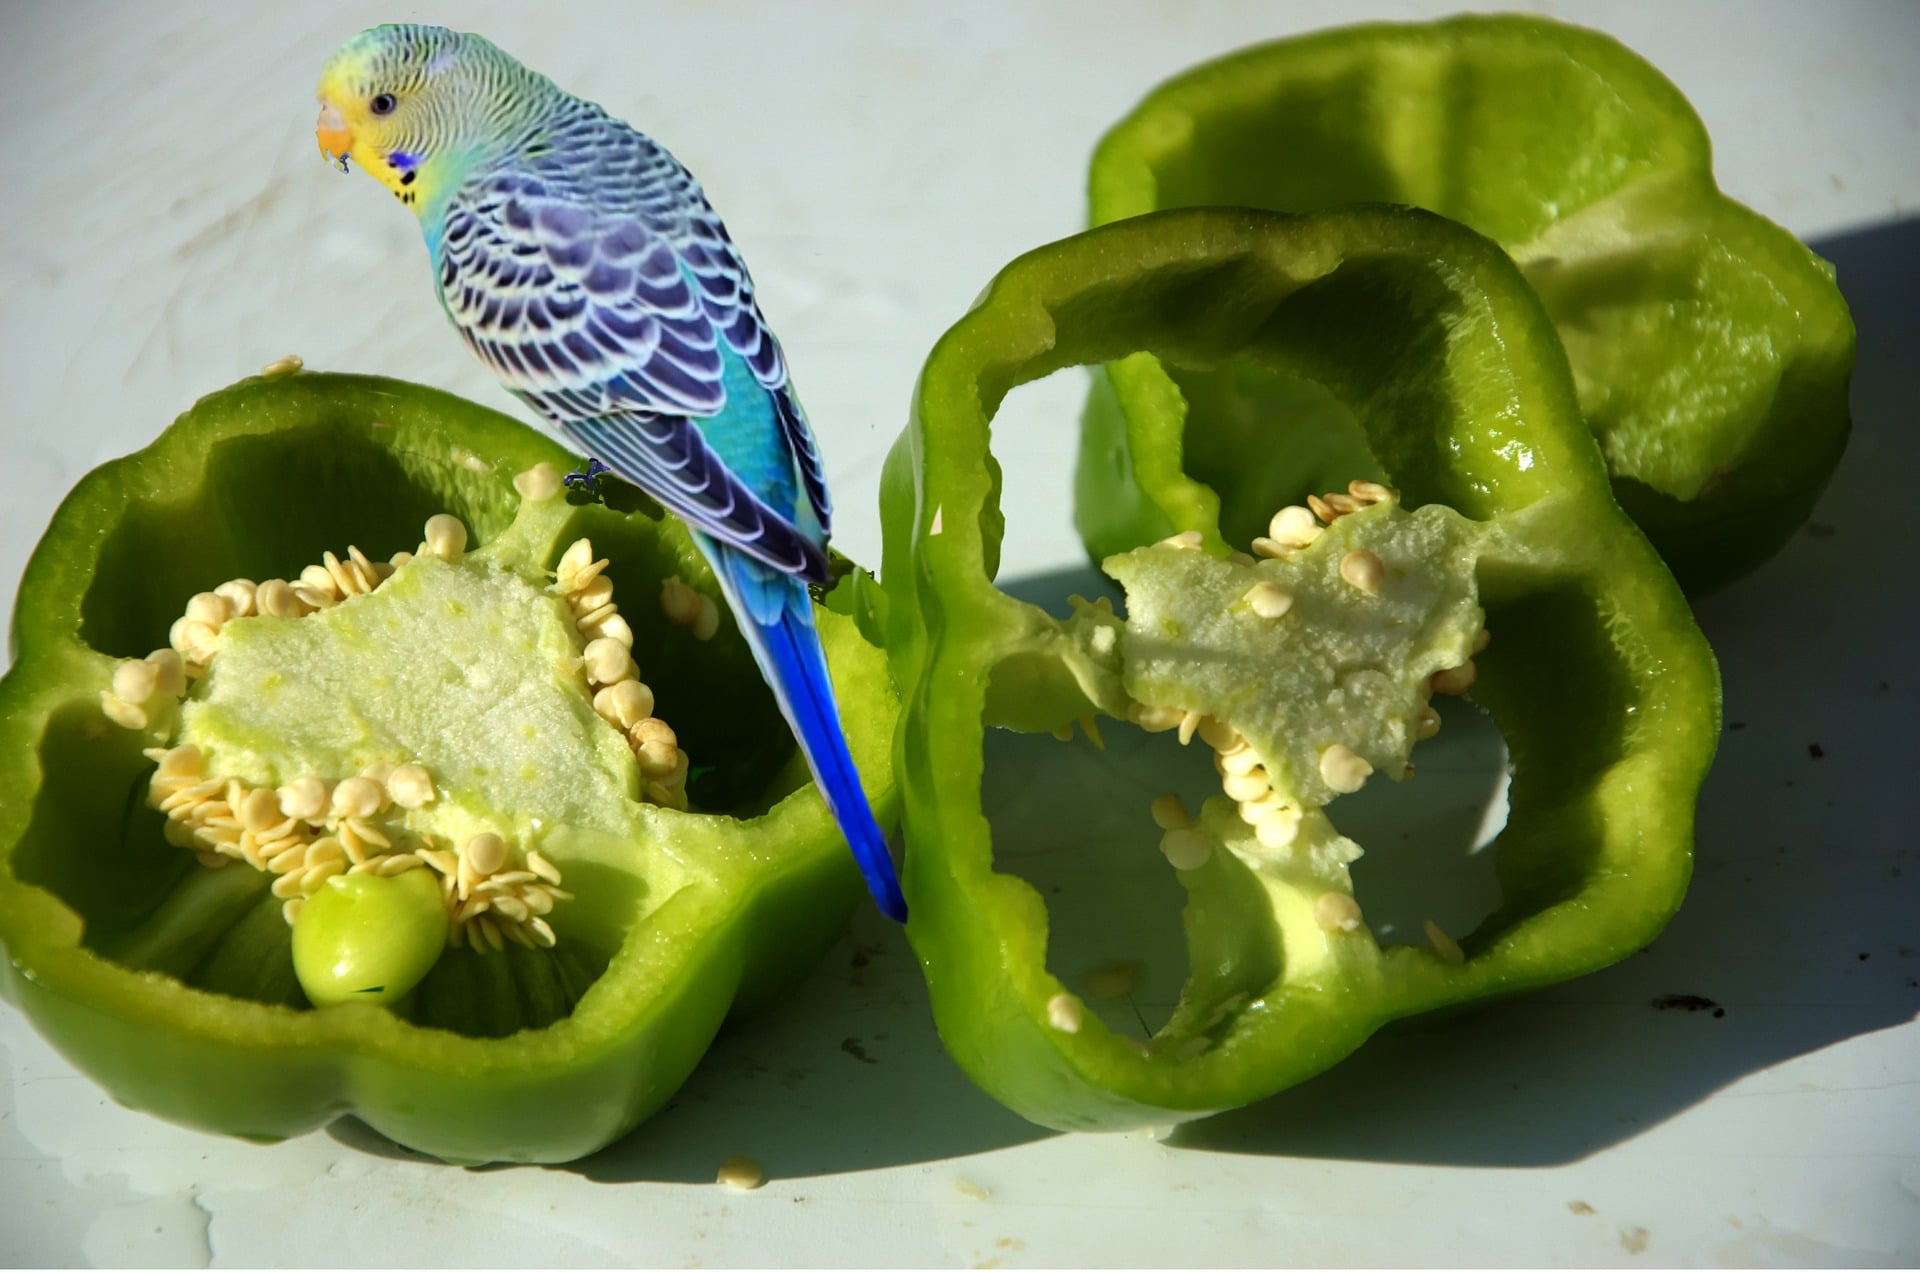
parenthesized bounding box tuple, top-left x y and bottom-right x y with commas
(1165, 215, 1920, 1165)
(323, 900, 1051, 1181)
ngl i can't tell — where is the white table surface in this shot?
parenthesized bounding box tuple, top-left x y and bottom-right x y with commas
(3, 1, 1917, 1266)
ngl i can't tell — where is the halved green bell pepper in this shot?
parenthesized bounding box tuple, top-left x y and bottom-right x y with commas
(0, 370, 897, 1164)
(879, 205, 1719, 1130)
(1085, 13, 1856, 594)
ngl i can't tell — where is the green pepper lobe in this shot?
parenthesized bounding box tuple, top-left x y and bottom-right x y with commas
(880, 205, 1718, 1132)
(0, 371, 899, 1163)
(1084, 13, 1855, 593)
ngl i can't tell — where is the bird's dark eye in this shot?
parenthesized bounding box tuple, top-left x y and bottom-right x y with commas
(370, 93, 397, 116)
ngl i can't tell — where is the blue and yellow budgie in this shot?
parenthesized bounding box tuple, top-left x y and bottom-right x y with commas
(315, 25, 906, 921)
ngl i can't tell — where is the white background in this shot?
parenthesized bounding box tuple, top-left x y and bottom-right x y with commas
(3, 1, 1917, 1265)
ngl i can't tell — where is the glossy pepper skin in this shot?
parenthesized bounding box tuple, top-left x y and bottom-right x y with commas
(1084, 14, 1856, 595)
(0, 371, 897, 1164)
(878, 206, 1719, 1131)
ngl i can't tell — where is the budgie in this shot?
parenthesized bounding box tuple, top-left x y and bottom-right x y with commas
(315, 25, 906, 921)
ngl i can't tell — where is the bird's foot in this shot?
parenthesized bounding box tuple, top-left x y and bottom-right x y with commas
(563, 457, 612, 500)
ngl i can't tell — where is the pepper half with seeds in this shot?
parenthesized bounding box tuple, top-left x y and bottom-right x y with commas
(1083, 14, 1856, 594)
(878, 206, 1719, 1130)
(0, 370, 897, 1163)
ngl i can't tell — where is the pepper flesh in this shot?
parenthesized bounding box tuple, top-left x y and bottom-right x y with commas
(1083, 14, 1856, 594)
(0, 371, 898, 1164)
(879, 205, 1719, 1130)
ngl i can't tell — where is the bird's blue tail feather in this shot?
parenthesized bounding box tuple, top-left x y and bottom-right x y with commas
(697, 534, 906, 922)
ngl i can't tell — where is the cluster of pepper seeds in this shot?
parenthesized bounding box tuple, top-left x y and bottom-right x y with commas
(1133, 481, 1485, 962)
(553, 535, 692, 810)
(100, 480, 703, 953)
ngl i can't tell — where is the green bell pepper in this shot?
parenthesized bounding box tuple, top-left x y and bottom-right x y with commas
(0, 369, 897, 1164)
(1084, 13, 1856, 594)
(879, 205, 1719, 1131)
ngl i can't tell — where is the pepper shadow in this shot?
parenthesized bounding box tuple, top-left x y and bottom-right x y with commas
(327, 900, 1046, 1179)
(1166, 214, 1920, 1166)
(563, 905, 1045, 1182)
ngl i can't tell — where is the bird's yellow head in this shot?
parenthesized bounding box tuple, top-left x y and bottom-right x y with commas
(316, 24, 528, 212)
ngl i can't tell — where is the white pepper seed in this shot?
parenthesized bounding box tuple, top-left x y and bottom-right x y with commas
(632, 717, 681, 778)
(660, 577, 703, 625)
(1238, 790, 1286, 825)
(1430, 660, 1478, 696)
(1319, 744, 1373, 794)
(556, 538, 596, 588)
(1348, 479, 1397, 505)
(1218, 745, 1263, 777)
(300, 564, 342, 598)
(147, 649, 187, 697)
(347, 546, 381, 590)
(594, 679, 655, 729)
(575, 601, 619, 632)
(247, 578, 296, 616)
(238, 787, 283, 835)
(465, 832, 509, 876)
(1473, 627, 1492, 653)
(1268, 505, 1322, 549)
(386, 763, 436, 809)
(99, 692, 147, 730)
(1149, 794, 1190, 831)
(1244, 581, 1294, 619)
(691, 595, 721, 642)
(1046, 993, 1084, 1034)
(277, 776, 331, 822)
(180, 621, 221, 663)
(1085, 962, 1140, 1000)
(324, 551, 363, 597)
(582, 637, 633, 686)
(423, 513, 468, 559)
(571, 574, 615, 616)
(1314, 892, 1364, 934)
(1159, 827, 1214, 871)
(1306, 493, 1341, 523)
(1221, 768, 1272, 802)
(214, 579, 258, 618)
(1196, 716, 1239, 751)
(1254, 806, 1302, 851)
(1129, 703, 1184, 733)
(1424, 920, 1466, 965)
(1176, 711, 1203, 746)
(112, 659, 159, 705)
(1155, 529, 1204, 551)
(513, 462, 563, 502)
(1413, 706, 1443, 740)
(330, 776, 386, 820)
(155, 745, 204, 778)
(584, 611, 634, 648)
(185, 591, 234, 627)
(1339, 549, 1386, 595)
(716, 1156, 767, 1191)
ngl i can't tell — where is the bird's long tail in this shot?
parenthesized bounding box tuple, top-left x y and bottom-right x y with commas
(696, 533, 906, 922)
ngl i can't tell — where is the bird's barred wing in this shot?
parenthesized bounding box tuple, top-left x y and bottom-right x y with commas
(563, 411, 828, 581)
(435, 121, 832, 541)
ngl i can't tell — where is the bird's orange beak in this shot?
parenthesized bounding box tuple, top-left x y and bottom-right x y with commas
(316, 100, 353, 166)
